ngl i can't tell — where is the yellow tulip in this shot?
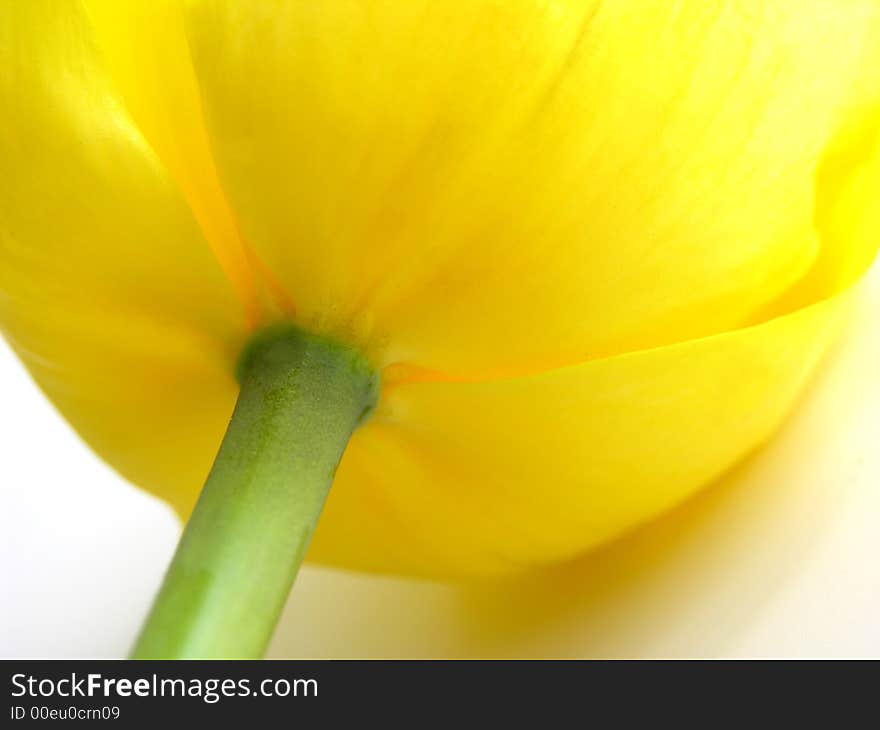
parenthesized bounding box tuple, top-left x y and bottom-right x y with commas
(1, 1, 879, 657)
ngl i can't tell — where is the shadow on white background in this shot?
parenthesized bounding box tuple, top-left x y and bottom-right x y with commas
(2, 265, 879, 658)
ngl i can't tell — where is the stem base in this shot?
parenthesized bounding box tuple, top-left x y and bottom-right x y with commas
(131, 325, 377, 659)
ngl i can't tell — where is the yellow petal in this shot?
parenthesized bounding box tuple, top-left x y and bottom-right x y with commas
(308, 121, 880, 577)
(184, 0, 880, 376)
(0, 0, 244, 507)
(83, 0, 279, 326)
(310, 286, 858, 577)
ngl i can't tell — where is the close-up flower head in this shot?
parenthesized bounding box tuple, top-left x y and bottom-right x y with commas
(1, 0, 878, 662)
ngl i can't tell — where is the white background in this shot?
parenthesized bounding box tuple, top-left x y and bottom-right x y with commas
(2, 263, 879, 658)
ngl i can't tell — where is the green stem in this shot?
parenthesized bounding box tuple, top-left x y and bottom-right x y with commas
(131, 324, 378, 659)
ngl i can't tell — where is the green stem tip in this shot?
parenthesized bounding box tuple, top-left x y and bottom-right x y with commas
(131, 324, 378, 659)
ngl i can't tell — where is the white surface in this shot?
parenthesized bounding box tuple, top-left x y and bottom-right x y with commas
(1, 265, 879, 658)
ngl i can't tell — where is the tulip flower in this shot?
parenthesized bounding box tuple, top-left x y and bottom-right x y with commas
(1, 0, 879, 659)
